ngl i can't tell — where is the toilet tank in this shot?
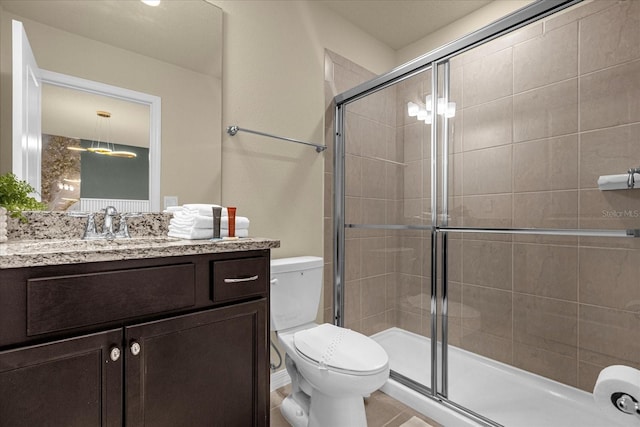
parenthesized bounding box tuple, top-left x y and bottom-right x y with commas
(270, 256, 323, 332)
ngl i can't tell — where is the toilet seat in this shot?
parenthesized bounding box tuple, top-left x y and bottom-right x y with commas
(293, 324, 388, 376)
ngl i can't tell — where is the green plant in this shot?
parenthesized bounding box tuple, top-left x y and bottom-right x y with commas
(0, 173, 47, 222)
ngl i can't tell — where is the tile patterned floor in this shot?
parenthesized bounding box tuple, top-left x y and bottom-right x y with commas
(270, 385, 442, 427)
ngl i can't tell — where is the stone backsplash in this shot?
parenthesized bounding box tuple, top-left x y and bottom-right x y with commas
(6, 211, 172, 241)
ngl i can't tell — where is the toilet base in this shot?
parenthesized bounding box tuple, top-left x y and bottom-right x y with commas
(308, 391, 367, 427)
(281, 393, 309, 427)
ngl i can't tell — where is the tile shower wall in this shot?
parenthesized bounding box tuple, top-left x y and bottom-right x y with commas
(325, 50, 435, 338)
(324, 49, 419, 336)
(447, 0, 640, 392)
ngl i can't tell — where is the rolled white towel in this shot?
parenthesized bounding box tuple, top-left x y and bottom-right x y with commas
(597, 173, 640, 190)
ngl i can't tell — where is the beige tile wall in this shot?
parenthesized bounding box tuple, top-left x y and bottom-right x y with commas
(325, 0, 640, 396)
(448, 0, 640, 392)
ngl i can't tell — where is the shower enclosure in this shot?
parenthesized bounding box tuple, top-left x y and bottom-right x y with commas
(330, 0, 640, 426)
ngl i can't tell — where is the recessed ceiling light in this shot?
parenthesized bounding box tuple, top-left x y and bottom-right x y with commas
(141, 0, 161, 6)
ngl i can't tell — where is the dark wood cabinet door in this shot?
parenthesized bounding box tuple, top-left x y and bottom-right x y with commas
(125, 300, 268, 427)
(0, 329, 123, 427)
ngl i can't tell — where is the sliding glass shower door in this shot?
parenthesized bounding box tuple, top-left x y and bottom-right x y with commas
(334, 1, 640, 426)
(441, 1, 640, 425)
(335, 66, 437, 393)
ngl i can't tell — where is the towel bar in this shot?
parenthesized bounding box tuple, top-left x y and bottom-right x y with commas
(227, 125, 327, 153)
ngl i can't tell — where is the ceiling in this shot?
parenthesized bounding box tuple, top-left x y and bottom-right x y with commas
(317, 0, 493, 50)
(0, 0, 222, 77)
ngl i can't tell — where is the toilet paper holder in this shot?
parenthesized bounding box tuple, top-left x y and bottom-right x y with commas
(627, 167, 640, 189)
(611, 392, 640, 418)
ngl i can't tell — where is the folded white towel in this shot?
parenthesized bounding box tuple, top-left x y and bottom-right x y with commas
(164, 206, 183, 213)
(168, 228, 249, 240)
(597, 173, 640, 191)
(170, 215, 250, 230)
(170, 213, 213, 229)
(168, 228, 211, 239)
(220, 228, 249, 238)
(182, 204, 224, 217)
(221, 216, 250, 229)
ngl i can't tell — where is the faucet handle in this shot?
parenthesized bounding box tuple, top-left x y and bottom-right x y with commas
(67, 212, 100, 239)
(116, 213, 142, 238)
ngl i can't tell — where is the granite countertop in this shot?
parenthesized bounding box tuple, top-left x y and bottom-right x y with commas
(0, 237, 281, 269)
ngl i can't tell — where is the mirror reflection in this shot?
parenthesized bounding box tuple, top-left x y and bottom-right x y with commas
(41, 87, 150, 211)
(0, 0, 223, 212)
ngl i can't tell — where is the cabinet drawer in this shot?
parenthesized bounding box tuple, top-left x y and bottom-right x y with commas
(27, 263, 196, 336)
(212, 257, 268, 302)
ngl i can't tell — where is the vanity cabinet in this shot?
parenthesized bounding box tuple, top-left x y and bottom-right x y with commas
(0, 328, 123, 426)
(0, 249, 270, 427)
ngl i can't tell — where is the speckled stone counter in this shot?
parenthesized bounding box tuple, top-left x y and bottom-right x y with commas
(0, 237, 280, 269)
(1, 211, 280, 269)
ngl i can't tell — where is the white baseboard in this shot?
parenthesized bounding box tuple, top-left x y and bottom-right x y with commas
(270, 369, 291, 392)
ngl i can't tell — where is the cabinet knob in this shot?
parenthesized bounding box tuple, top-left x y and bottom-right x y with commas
(130, 341, 141, 356)
(109, 346, 121, 362)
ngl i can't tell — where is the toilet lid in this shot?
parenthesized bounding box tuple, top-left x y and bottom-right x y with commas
(293, 324, 388, 374)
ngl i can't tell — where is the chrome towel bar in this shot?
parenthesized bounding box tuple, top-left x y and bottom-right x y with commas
(227, 125, 327, 153)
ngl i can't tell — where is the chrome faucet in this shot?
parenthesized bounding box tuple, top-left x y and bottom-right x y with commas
(70, 206, 139, 240)
(102, 206, 118, 239)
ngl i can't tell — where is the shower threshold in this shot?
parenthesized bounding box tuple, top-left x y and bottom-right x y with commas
(371, 327, 633, 427)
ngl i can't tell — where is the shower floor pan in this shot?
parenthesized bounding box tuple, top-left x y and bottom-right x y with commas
(372, 327, 633, 427)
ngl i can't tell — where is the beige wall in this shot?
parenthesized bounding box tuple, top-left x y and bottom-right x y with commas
(396, 0, 534, 66)
(0, 11, 222, 206)
(209, 0, 395, 260)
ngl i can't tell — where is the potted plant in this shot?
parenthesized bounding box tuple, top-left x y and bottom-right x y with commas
(0, 173, 47, 229)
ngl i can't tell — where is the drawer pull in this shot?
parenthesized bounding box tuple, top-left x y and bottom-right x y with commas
(224, 275, 259, 284)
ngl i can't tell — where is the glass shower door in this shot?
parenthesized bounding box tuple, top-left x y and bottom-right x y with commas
(336, 66, 438, 393)
(440, 1, 640, 425)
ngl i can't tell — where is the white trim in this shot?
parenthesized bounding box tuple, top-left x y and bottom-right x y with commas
(270, 369, 291, 392)
(39, 69, 162, 212)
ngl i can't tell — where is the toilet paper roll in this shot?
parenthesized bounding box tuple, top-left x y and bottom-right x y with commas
(593, 365, 640, 422)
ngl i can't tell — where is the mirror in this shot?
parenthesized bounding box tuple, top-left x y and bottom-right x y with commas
(0, 0, 223, 212)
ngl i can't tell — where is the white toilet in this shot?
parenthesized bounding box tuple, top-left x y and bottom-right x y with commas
(270, 256, 390, 427)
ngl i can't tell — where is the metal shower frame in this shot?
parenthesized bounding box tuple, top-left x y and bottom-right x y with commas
(330, 1, 605, 425)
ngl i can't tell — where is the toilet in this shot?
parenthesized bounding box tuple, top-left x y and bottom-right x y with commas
(270, 256, 390, 427)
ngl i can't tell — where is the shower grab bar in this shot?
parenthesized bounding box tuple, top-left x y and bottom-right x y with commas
(226, 125, 327, 153)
